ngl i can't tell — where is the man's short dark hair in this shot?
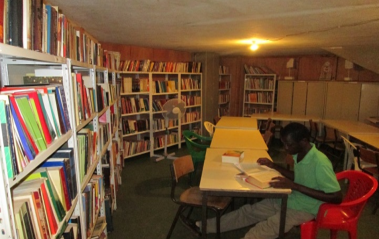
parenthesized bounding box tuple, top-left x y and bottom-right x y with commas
(280, 122, 310, 142)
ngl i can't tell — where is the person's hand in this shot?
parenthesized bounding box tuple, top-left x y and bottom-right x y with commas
(257, 157, 274, 168)
(269, 176, 295, 189)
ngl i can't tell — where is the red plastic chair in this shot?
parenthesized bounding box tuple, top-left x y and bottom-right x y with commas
(300, 170, 378, 239)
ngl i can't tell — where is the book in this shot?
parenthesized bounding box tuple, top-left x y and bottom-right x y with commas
(50, 148, 77, 201)
(222, 150, 244, 163)
(234, 163, 282, 189)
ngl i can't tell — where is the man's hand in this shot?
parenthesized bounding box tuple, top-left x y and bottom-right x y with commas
(269, 176, 295, 189)
(257, 157, 274, 168)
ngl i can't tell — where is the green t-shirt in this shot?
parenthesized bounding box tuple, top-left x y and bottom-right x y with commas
(287, 144, 341, 215)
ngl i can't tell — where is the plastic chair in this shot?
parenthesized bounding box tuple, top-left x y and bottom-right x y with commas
(166, 155, 232, 239)
(182, 130, 212, 166)
(300, 170, 378, 239)
(204, 121, 215, 137)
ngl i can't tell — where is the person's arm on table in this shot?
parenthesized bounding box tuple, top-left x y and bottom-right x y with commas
(257, 157, 342, 204)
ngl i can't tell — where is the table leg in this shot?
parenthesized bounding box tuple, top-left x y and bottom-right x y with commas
(279, 195, 288, 239)
(202, 192, 208, 238)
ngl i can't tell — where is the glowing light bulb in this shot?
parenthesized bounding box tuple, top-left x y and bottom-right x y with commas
(250, 42, 259, 51)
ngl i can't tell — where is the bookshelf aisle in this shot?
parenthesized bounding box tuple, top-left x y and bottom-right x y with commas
(243, 74, 277, 116)
(0, 43, 121, 238)
(120, 71, 203, 160)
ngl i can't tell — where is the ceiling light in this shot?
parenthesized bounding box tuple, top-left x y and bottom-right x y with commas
(250, 42, 259, 51)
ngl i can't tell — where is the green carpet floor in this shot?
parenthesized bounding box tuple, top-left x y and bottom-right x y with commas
(108, 139, 379, 239)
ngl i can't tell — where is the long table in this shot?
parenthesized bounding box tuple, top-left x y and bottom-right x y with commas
(210, 128, 268, 150)
(200, 148, 291, 238)
(251, 112, 321, 122)
(349, 133, 379, 150)
(216, 116, 258, 130)
(322, 119, 379, 136)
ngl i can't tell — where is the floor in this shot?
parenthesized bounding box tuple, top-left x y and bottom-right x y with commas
(107, 139, 379, 239)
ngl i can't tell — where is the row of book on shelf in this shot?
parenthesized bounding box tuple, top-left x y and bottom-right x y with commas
(122, 97, 198, 114)
(219, 80, 231, 89)
(2, 0, 117, 67)
(219, 65, 230, 74)
(219, 94, 230, 104)
(245, 77, 275, 89)
(10, 145, 106, 238)
(245, 92, 273, 103)
(122, 77, 149, 93)
(243, 106, 273, 115)
(0, 84, 71, 178)
(122, 118, 149, 135)
(243, 64, 275, 75)
(120, 59, 202, 73)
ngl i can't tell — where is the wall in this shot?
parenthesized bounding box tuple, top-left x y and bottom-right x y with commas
(100, 43, 192, 62)
(220, 55, 379, 116)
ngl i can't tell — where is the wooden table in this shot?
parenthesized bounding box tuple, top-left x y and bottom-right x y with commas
(322, 119, 379, 136)
(251, 112, 321, 122)
(349, 133, 379, 150)
(210, 128, 268, 150)
(216, 116, 258, 130)
(200, 148, 291, 238)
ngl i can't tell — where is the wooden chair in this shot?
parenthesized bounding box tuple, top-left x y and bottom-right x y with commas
(203, 121, 215, 137)
(213, 116, 220, 125)
(263, 130, 274, 149)
(309, 119, 318, 143)
(166, 155, 232, 238)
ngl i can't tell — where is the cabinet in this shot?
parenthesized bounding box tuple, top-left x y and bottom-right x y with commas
(120, 72, 202, 160)
(243, 74, 276, 116)
(218, 74, 231, 117)
(0, 44, 120, 238)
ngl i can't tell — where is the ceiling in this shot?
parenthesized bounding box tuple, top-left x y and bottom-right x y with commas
(48, 0, 379, 71)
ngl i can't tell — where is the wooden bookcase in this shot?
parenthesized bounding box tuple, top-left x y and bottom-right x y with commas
(0, 43, 121, 238)
(120, 72, 202, 160)
(218, 73, 231, 117)
(243, 74, 277, 116)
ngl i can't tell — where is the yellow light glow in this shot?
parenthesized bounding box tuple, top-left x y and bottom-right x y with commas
(238, 39, 270, 45)
(250, 43, 259, 51)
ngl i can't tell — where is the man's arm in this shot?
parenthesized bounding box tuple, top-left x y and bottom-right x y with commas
(270, 177, 343, 204)
(257, 157, 294, 180)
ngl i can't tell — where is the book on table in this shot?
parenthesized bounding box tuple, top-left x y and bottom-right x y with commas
(234, 163, 282, 189)
(222, 150, 244, 163)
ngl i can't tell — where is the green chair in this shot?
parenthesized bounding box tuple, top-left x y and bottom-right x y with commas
(182, 130, 212, 167)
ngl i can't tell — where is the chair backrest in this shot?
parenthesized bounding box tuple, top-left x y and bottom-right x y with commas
(263, 130, 273, 147)
(204, 121, 215, 137)
(182, 130, 212, 164)
(314, 170, 378, 225)
(213, 116, 220, 125)
(341, 135, 357, 170)
(170, 155, 194, 200)
(324, 125, 337, 142)
(335, 170, 377, 217)
(357, 147, 379, 175)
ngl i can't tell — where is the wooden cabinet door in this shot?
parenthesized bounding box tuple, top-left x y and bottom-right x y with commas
(306, 82, 326, 118)
(292, 82, 307, 115)
(276, 81, 293, 114)
(359, 83, 379, 121)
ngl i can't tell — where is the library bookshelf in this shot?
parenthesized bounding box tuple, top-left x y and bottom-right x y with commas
(120, 72, 203, 160)
(219, 73, 231, 117)
(0, 43, 121, 238)
(243, 74, 277, 117)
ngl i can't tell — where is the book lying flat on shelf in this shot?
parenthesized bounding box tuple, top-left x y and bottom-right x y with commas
(234, 163, 282, 189)
(222, 150, 244, 163)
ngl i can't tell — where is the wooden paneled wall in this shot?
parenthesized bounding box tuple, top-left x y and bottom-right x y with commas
(99, 43, 379, 118)
(221, 55, 379, 116)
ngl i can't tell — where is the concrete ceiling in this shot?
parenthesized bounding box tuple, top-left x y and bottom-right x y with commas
(48, 0, 379, 72)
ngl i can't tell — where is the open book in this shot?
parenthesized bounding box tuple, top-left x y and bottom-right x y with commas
(234, 163, 282, 189)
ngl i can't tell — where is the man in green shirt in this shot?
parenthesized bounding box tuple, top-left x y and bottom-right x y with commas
(202, 122, 342, 239)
